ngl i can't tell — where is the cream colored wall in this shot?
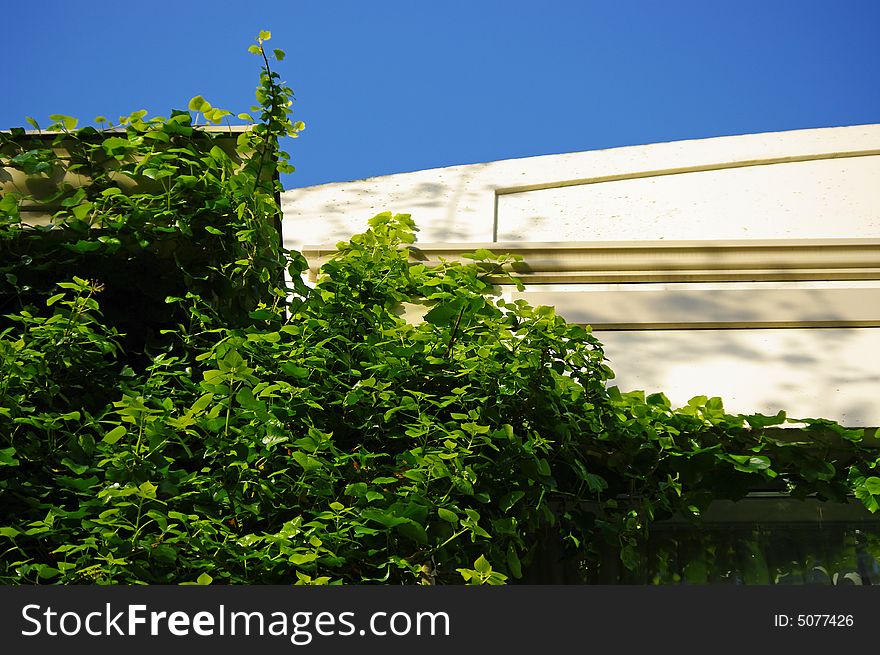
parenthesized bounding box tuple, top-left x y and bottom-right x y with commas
(283, 124, 880, 426)
(599, 328, 880, 426)
(282, 124, 880, 251)
(497, 156, 880, 242)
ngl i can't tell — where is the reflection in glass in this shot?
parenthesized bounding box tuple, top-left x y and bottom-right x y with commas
(585, 497, 880, 585)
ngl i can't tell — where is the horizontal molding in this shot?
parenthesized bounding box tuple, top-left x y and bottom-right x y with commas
(303, 238, 880, 284)
(513, 287, 880, 330)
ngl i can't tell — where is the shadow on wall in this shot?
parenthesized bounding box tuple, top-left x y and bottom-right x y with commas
(585, 284, 879, 425)
(589, 285, 875, 327)
(282, 164, 493, 251)
(596, 325, 877, 427)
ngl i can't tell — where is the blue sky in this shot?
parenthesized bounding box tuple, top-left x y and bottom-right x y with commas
(4, 1, 879, 189)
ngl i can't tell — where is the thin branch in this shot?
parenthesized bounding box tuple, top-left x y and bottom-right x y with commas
(443, 305, 466, 360)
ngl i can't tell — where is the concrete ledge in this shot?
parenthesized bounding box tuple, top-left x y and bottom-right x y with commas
(303, 238, 880, 284)
(513, 287, 880, 330)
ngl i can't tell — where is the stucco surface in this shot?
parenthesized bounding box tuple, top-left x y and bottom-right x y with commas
(497, 156, 880, 241)
(598, 328, 880, 427)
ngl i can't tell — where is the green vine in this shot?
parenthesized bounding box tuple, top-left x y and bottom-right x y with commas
(0, 33, 878, 585)
(0, 30, 305, 347)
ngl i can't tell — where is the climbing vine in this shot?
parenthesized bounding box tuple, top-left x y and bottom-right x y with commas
(0, 33, 878, 585)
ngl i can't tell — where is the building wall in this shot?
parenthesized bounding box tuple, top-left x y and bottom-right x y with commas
(282, 124, 880, 426)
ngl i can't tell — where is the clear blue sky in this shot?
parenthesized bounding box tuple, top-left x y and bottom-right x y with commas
(5, 1, 879, 190)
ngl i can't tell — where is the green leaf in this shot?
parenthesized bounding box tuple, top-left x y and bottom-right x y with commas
(190, 393, 214, 415)
(65, 240, 102, 253)
(732, 455, 771, 471)
(280, 363, 309, 379)
(290, 451, 322, 471)
(102, 426, 126, 444)
(58, 475, 98, 492)
(196, 572, 213, 585)
(273, 49, 286, 61)
(705, 396, 724, 411)
(344, 482, 368, 497)
(0, 448, 19, 467)
(60, 458, 88, 475)
(855, 485, 880, 513)
(646, 392, 671, 408)
(25, 116, 40, 131)
(424, 298, 465, 327)
(745, 411, 787, 428)
(504, 493, 528, 516)
(102, 136, 135, 158)
(188, 96, 211, 112)
(584, 473, 608, 493)
(864, 477, 880, 495)
(261, 434, 287, 447)
(437, 508, 458, 523)
(362, 509, 407, 528)
(204, 108, 231, 124)
(402, 469, 425, 483)
(395, 519, 428, 545)
(49, 114, 78, 130)
(289, 552, 318, 566)
(258, 30, 272, 41)
(71, 202, 93, 220)
(236, 386, 262, 410)
(46, 293, 65, 307)
(237, 534, 262, 547)
(620, 545, 640, 571)
(248, 45, 261, 55)
(473, 555, 491, 574)
(249, 309, 278, 321)
(536, 458, 551, 477)
(138, 481, 158, 498)
(506, 545, 522, 579)
(462, 248, 495, 261)
(220, 348, 245, 370)
(151, 545, 177, 565)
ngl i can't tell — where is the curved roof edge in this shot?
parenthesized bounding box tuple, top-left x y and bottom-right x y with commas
(283, 124, 880, 249)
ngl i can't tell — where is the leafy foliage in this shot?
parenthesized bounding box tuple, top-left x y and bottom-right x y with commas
(0, 31, 305, 361)
(1, 34, 879, 585)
